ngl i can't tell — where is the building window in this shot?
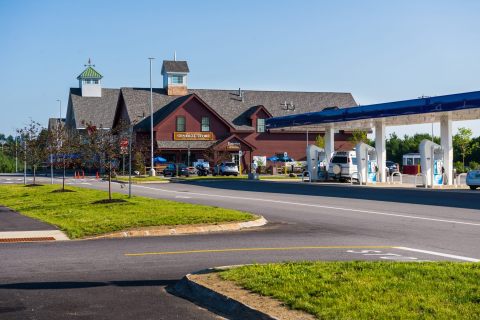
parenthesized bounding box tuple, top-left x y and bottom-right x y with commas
(176, 116, 185, 132)
(172, 75, 184, 84)
(201, 117, 210, 132)
(257, 118, 265, 133)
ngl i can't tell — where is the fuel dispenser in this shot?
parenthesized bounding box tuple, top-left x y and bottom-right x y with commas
(306, 145, 328, 181)
(419, 139, 444, 187)
(355, 142, 377, 184)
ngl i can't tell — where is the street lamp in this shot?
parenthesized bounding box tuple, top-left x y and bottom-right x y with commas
(148, 57, 155, 177)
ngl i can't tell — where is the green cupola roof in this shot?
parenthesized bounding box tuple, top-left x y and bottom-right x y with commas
(77, 66, 103, 80)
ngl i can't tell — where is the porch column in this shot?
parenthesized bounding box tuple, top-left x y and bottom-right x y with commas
(375, 120, 386, 182)
(440, 114, 453, 185)
(324, 124, 334, 163)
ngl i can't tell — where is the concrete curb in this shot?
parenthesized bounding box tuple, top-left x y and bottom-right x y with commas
(111, 179, 169, 184)
(83, 216, 267, 239)
(172, 271, 277, 320)
(0, 230, 69, 241)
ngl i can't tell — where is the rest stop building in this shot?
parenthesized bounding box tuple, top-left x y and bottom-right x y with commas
(64, 59, 358, 173)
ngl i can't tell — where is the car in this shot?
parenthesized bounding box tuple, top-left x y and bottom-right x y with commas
(162, 163, 190, 177)
(212, 162, 239, 176)
(386, 161, 399, 175)
(466, 170, 480, 190)
(327, 151, 357, 181)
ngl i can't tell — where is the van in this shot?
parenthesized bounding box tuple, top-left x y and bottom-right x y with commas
(327, 151, 357, 181)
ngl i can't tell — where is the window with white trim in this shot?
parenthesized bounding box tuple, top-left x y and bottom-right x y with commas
(171, 75, 184, 84)
(176, 116, 185, 132)
(201, 116, 210, 132)
(257, 118, 265, 133)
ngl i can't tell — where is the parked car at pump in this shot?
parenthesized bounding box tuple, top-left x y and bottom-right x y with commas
(386, 161, 399, 175)
(466, 170, 480, 190)
(162, 163, 190, 177)
(327, 151, 357, 181)
(212, 162, 239, 176)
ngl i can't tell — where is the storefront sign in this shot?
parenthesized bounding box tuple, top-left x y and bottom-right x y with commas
(174, 132, 214, 141)
(226, 142, 241, 151)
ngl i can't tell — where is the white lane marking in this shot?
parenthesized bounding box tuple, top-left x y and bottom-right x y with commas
(133, 185, 480, 227)
(175, 195, 191, 199)
(395, 247, 479, 262)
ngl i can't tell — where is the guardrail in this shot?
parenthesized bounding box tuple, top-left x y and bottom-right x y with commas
(389, 172, 402, 184)
(302, 171, 311, 182)
(415, 173, 427, 188)
(455, 173, 467, 188)
(350, 172, 362, 185)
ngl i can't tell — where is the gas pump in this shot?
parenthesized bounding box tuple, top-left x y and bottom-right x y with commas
(419, 140, 443, 187)
(355, 142, 377, 184)
(306, 145, 327, 181)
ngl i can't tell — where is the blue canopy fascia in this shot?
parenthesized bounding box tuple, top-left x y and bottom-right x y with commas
(266, 90, 480, 129)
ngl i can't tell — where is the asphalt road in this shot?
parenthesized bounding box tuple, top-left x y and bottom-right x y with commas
(1, 176, 479, 319)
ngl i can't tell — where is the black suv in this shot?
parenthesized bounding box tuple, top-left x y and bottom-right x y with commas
(162, 163, 190, 177)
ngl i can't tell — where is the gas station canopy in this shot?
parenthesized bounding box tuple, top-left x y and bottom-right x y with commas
(266, 90, 480, 130)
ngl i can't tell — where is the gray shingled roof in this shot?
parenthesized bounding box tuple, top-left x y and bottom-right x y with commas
(161, 60, 189, 74)
(69, 88, 119, 129)
(121, 88, 357, 132)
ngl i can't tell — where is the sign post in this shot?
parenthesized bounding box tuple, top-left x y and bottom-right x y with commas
(238, 150, 243, 175)
(284, 152, 288, 175)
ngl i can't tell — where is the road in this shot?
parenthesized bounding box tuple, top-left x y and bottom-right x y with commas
(0, 176, 479, 319)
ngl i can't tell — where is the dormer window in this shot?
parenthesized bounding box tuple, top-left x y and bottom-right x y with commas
(257, 118, 266, 133)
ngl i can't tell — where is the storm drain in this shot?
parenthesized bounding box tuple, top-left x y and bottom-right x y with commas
(0, 237, 56, 243)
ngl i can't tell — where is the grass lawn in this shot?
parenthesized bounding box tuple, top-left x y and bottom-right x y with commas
(220, 261, 480, 319)
(114, 175, 168, 183)
(0, 184, 255, 239)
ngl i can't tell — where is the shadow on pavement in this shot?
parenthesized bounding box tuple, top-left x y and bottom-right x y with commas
(0, 279, 177, 290)
(176, 180, 480, 210)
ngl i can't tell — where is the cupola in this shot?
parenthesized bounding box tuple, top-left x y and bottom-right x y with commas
(77, 59, 103, 97)
(161, 56, 189, 96)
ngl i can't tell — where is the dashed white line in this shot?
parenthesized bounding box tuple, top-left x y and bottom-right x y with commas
(395, 247, 479, 262)
(133, 185, 480, 227)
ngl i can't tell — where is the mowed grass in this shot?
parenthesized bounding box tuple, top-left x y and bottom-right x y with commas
(220, 261, 480, 320)
(0, 185, 255, 239)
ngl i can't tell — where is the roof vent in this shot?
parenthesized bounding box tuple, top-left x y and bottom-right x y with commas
(281, 101, 295, 111)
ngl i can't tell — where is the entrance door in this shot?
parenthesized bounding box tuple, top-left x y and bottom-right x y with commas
(231, 153, 240, 167)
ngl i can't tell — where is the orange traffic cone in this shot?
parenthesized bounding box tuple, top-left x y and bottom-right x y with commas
(82, 171, 85, 179)
(74, 171, 78, 179)
(96, 171, 100, 179)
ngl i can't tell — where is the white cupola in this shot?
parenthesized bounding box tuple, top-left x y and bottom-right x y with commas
(77, 59, 103, 97)
(161, 57, 189, 96)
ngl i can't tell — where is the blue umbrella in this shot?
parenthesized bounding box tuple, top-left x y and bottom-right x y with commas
(267, 156, 279, 162)
(154, 156, 167, 164)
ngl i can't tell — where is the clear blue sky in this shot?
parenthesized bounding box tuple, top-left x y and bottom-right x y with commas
(1, 0, 479, 137)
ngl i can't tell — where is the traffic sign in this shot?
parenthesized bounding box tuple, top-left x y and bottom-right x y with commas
(239, 150, 243, 157)
(284, 151, 288, 158)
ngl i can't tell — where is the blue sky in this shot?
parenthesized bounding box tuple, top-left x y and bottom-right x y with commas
(1, 0, 479, 137)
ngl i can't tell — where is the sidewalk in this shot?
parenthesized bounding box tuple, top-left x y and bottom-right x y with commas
(0, 206, 68, 242)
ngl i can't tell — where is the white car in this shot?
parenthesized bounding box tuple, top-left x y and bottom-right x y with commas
(327, 151, 358, 181)
(466, 170, 480, 190)
(213, 162, 239, 176)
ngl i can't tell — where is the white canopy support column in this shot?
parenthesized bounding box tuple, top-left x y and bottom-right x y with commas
(324, 124, 334, 162)
(375, 120, 386, 182)
(440, 114, 453, 185)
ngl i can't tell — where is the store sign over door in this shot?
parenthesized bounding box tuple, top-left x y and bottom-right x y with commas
(174, 132, 214, 141)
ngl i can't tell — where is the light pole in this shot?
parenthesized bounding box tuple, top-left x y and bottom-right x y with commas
(148, 57, 155, 176)
(15, 136, 18, 173)
(56, 99, 62, 119)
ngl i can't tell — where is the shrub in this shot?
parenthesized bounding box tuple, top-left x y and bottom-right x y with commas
(468, 161, 480, 170)
(454, 161, 466, 173)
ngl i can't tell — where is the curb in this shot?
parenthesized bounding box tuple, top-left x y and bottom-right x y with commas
(111, 179, 169, 184)
(83, 216, 267, 239)
(172, 271, 277, 320)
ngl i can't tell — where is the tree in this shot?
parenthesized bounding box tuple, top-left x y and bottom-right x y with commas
(83, 122, 124, 201)
(453, 127, 478, 167)
(349, 129, 369, 146)
(314, 135, 325, 148)
(17, 120, 48, 185)
(48, 122, 80, 191)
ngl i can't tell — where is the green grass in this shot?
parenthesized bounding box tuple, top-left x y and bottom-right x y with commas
(114, 175, 168, 183)
(220, 261, 480, 320)
(0, 185, 255, 239)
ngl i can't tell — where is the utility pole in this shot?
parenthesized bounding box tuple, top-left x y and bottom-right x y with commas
(148, 57, 155, 176)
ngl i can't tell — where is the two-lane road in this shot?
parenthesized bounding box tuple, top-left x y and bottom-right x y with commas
(0, 176, 479, 319)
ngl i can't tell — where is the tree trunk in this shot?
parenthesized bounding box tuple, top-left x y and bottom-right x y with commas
(62, 159, 66, 191)
(108, 161, 112, 200)
(33, 165, 36, 185)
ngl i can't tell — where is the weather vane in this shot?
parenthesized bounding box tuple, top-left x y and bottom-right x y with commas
(84, 58, 95, 67)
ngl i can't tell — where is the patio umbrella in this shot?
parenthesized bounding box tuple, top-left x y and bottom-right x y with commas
(267, 156, 279, 162)
(153, 156, 167, 164)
